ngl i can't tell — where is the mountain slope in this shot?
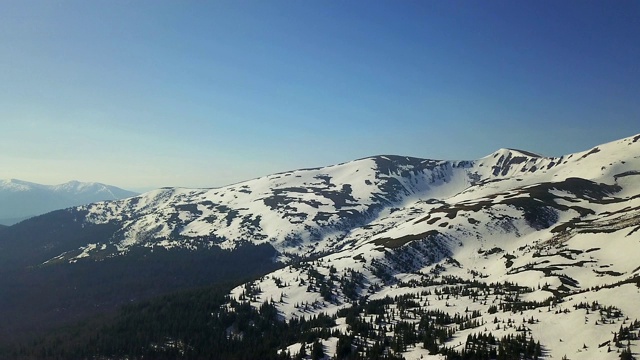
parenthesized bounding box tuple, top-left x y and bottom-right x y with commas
(31, 133, 640, 266)
(1, 134, 639, 359)
(222, 134, 640, 359)
(0, 179, 138, 225)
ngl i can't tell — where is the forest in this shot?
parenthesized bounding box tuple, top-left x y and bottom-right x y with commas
(2, 281, 551, 360)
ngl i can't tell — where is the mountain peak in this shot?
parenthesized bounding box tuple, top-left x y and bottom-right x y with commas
(52, 180, 102, 193)
(0, 178, 38, 191)
(486, 147, 543, 160)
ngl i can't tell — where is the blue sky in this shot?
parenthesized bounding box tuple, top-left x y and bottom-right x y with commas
(1, 1, 639, 191)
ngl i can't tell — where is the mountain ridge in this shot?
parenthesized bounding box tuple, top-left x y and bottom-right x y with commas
(0, 179, 138, 225)
(44, 133, 638, 262)
(0, 133, 639, 359)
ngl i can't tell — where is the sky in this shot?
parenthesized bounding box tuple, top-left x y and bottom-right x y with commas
(1, 1, 639, 191)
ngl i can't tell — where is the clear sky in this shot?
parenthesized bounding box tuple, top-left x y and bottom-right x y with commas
(1, 1, 639, 191)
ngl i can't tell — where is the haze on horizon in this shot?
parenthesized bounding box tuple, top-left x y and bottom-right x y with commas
(1, 1, 639, 192)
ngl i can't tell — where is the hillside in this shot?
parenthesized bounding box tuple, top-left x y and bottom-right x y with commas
(222, 135, 640, 359)
(0, 134, 639, 359)
(220, 135, 640, 359)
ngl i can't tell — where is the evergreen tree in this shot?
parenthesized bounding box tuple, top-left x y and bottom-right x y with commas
(297, 341, 307, 360)
(620, 346, 635, 360)
(312, 339, 324, 360)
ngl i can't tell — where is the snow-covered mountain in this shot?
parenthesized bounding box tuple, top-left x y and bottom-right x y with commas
(46, 134, 640, 263)
(224, 135, 640, 360)
(0, 179, 137, 225)
(1, 134, 639, 358)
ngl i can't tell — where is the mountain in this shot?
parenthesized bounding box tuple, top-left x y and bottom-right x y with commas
(1, 134, 639, 359)
(0, 179, 138, 225)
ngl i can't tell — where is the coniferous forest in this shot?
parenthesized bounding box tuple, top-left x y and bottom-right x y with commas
(1, 279, 552, 360)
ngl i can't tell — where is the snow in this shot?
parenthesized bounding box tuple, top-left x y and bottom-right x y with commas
(75, 243, 98, 259)
(75, 130, 636, 264)
(223, 135, 640, 358)
(37, 133, 640, 359)
(0, 178, 36, 192)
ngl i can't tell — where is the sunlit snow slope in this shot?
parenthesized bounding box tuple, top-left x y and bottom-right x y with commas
(32, 133, 640, 359)
(62, 134, 639, 259)
(223, 134, 640, 360)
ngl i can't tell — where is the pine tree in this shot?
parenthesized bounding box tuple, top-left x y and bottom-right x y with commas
(620, 346, 634, 360)
(296, 342, 307, 360)
(312, 339, 324, 360)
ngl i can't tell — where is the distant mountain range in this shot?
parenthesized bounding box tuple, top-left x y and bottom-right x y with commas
(0, 179, 137, 225)
(0, 134, 639, 359)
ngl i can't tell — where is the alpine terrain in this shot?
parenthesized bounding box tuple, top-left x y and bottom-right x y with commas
(1, 134, 639, 359)
(0, 179, 138, 225)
